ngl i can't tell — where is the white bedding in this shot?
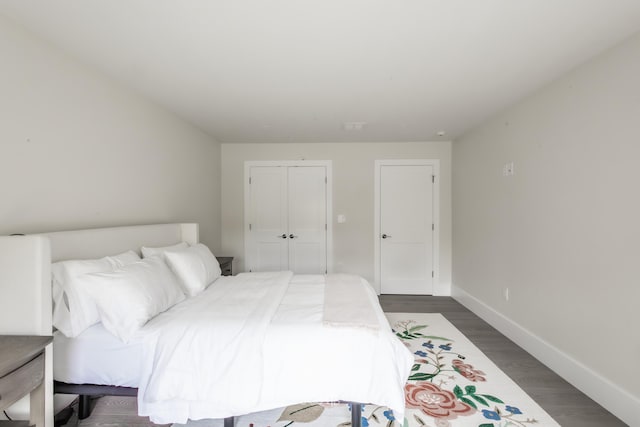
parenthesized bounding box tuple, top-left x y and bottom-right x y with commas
(54, 273, 413, 425)
(53, 323, 144, 387)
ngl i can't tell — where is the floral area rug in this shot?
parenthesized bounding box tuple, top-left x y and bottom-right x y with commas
(173, 313, 560, 427)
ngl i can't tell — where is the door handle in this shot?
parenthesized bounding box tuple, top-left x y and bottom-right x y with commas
(289, 234, 298, 239)
(279, 234, 287, 239)
(382, 234, 392, 239)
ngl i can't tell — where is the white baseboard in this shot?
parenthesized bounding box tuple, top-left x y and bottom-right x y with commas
(452, 285, 640, 427)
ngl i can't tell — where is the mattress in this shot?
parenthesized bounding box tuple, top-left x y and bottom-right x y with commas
(52, 274, 329, 387)
(53, 322, 144, 387)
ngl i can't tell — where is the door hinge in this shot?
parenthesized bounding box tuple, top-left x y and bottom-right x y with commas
(432, 175, 435, 183)
(432, 271, 434, 278)
(325, 224, 327, 230)
(432, 223, 434, 231)
(249, 177, 252, 184)
(249, 223, 252, 231)
(325, 177, 327, 184)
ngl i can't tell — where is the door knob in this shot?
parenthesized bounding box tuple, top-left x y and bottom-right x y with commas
(289, 234, 298, 239)
(279, 234, 287, 239)
(382, 234, 392, 239)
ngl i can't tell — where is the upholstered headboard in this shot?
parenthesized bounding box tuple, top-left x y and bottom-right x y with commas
(39, 223, 199, 262)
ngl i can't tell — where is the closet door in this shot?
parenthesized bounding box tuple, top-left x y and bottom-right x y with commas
(288, 166, 327, 274)
(247, 166, 289, 272)
(245, 162, 329, 274)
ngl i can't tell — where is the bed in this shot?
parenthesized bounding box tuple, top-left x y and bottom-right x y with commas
(14, 223, 413, 426)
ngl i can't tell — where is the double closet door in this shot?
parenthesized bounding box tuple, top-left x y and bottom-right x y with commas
(245, 161, 330, 274)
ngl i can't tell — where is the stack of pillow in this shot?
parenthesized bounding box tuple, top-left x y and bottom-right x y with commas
(52, 242, 222, 343)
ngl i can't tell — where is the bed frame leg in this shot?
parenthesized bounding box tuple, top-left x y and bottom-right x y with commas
(351, 403, 362, 427)
(224, 416, 235, 427)
(78, 395, 92, 420)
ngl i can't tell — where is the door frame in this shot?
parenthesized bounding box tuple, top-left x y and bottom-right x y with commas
(244, 160, 333, 273)
(374, 159, 440, 294)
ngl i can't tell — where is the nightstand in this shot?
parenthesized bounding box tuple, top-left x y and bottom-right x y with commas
(216, 256, 233, 276)
(0, 336, 52, 427)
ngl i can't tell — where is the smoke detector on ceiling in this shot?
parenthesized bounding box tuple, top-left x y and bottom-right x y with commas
(343, 122, 367, 131)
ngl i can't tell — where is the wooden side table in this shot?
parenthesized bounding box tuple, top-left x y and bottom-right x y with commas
(216, 256, 234, 276)
(0, 336, 52, 427)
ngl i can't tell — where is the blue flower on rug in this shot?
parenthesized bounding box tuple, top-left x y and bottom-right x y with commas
(421, 342, 434, 349)
(414, 350, 428, 357)
(481, 409, 501, 420)
(505, 405, 522, 414)
(382, 410, 395, 421)
(438, 343, 452, 350)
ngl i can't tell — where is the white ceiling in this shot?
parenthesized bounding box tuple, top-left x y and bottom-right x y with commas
(2, 1, 640, 143)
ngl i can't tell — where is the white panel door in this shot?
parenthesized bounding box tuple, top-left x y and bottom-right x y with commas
(247, 166, 289, 271)
(246, 163, 328, 273)
(379, 163, 434, 294)
(288, 166, 327, 273)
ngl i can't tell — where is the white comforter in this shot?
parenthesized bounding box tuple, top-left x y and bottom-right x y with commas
(137, 272, 413, 424)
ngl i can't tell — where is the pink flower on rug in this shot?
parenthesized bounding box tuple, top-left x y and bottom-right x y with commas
(405, 382, 476, 419)
(452, 359, 486, 382)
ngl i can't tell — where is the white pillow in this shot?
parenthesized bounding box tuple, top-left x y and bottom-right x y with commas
(81, 257, 185, 343)
(141, 242, 189, 259)
(51, 250, 141, 337)
(164, 244, 221, 296)
(109, 250, 141, 267)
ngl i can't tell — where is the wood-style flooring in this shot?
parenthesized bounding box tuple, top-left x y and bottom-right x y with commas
(51, 296, 626, 427)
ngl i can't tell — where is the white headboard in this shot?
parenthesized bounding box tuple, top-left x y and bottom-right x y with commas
(39, 223, 199, 262)
(0, 235, 51, 335)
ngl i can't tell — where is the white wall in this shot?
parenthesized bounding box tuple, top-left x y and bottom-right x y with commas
(453, 31, 640, 425)
(221, 141, 451, 294)
(0, 14, 221, 251)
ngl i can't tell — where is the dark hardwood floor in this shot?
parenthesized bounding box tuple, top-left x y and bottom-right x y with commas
(54, 296, 626, 427)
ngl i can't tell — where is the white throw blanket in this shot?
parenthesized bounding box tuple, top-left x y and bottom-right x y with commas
(323, 274, 380, 331)
(137, 271, 293, 423)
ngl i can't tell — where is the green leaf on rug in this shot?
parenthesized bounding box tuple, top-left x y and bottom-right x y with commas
(277, 403, 325, 423)
(408, 372, 435, 381)
(479, 424, 495, 427)
(481, 394, 504, 404)
(411, 363, 421, 371)
(459, 396, 477, 409)
(453, 385, 463, 397)
(420, 335, 453, 341)
(470, 394, 488, 406)
(465, 385, 476, 394)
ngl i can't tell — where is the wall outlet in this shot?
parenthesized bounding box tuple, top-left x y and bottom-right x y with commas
(503, 162, 515, 176)
(504, 287, 510, 301)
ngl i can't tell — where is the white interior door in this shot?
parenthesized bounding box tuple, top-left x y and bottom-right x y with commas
(288, 166, 327, 273)
(246, 162, 330, 274)
(378, 162, 435, 295)
(247, 166, 289, 271)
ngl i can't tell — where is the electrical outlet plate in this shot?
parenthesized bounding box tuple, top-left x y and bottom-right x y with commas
(502, 162, 514, 176)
